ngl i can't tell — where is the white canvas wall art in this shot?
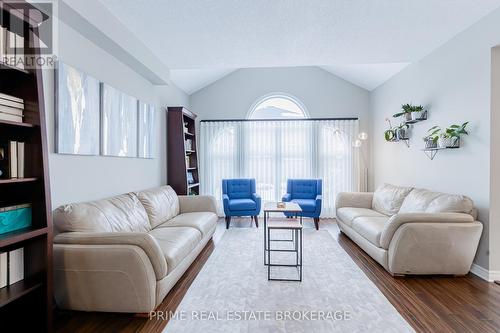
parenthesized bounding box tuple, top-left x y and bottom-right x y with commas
(101, 84, 138, 157)
(137, 101, 156, 159)
(56, 62, 100, 155)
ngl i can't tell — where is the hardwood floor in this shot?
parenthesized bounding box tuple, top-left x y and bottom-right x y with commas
(55, 218, 500, 333)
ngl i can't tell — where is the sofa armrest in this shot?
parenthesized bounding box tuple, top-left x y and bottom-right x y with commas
(178, 195, 218, 214)
(252, 193, 262, 211)
(336, 192, 373, 210)
(53, 243, 157, 312)
(282, 193, 291, 202)
(54, 232, 168, 279)
(380, 212, 475, 249)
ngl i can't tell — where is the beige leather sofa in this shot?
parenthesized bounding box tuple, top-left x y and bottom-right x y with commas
(336, 184, 483, 276)
(53, 186, 217, 313)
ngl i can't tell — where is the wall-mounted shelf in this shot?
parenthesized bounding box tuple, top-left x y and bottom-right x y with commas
(422, 146, 460, 160)
(387, 138, 410, 147)
(403, 111, 428, 125)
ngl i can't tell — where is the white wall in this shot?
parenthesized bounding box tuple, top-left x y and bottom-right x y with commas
(43, 20, 189, 208)
(190, 66, 371, 185)
(370, 7, 500, 270)
(490, 46, 500, 274)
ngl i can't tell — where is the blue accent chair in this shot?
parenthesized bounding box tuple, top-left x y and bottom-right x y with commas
(222, 178, 261, 229)
(282, 179, 322, 230)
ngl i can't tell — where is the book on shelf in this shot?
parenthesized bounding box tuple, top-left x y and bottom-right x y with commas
(0, 252, 7, 288)
(0, 92, 24, 123)
(15, 34, 24, 70)
(8, 247, 24, 285)
(0, 92, 24, 104)
(0, 141, 25, 179)
(0, 24, 26, 69)
(0, 27, 5, 60)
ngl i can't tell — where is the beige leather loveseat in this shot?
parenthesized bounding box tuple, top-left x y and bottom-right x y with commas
(53, 186, 217, 313)
(336, 184, 482, 276)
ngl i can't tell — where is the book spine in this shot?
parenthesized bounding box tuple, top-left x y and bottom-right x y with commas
(6, 30, 15, 56)
(0, 98, 24, 109)
(0, 113, 23, 123)
(0, 26, 5, 60)
(9, 141, 17, 178)
(0, 252, 7, 288)
(0, 104, 23, 116)
(0, 92, 23, 104)
(8, 248, 24, 285)
(17, 142, 24, 178)
(15, 34, 24, 70)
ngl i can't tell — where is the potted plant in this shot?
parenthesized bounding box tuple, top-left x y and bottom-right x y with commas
(438, 122, 469, 148)
(393, 103, 413, 122)
(395, 123, 410, 140)
(384, 118, 396, 141)
(410, 105, 425, 121)
(423, 126, 440, 149)
(393, 103, 426, 122)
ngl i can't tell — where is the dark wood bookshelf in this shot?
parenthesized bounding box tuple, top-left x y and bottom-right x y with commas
(167, 107, 200, 195)
(0, 2, 53, 331)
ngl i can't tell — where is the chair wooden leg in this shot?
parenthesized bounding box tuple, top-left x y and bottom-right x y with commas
(225, 216, 231, 229)
(253, 215, 259, 228)
(314, 217, 319, 230)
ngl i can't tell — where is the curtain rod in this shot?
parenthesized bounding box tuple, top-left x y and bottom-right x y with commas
(200, 117, 359, 123)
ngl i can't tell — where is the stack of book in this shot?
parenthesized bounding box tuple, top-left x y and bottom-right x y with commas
(0, 92, 24, 123)
(0, 140, 25, 178)
(0, 248, 24, 288)
(0, 24, 25, 70)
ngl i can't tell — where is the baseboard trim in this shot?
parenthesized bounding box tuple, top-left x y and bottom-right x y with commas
(470, 264, 500, 282)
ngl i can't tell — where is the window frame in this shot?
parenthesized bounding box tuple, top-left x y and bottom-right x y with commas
(246, 93, 310, 120)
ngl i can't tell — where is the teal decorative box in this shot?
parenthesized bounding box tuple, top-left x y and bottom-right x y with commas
(0, 204, 32, 234)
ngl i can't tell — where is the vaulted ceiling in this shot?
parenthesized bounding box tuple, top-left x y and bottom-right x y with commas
(95, 0, 500, 93)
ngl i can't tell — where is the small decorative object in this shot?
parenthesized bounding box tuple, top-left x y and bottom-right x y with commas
(384, 118, 396, 141)
(187, 172, 194, 184)
(277, 202, 286, 208)
(185, 156, 190, 168)
(393, 103, 426, 122)
(185, 139, 192, 151)
(184, 122, 189, 133)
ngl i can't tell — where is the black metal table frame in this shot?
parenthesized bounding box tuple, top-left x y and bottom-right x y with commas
(263, 209, 303, 282)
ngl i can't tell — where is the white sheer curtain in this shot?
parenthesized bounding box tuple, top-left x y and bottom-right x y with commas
(200, 119, 359, 217)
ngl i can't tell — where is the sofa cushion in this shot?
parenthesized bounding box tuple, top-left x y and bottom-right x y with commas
(399, 188, 442, 213)
(336, 207, 386, 227)
(351, 216, 389, 247)
(53, 193, 150, 233)
(136, 186, 180, 228)
(149, 227, 201, 274)
(425, 193, 474, 215)
(372, 184, 413, 216)
(157, 212, 217, 237)
(229, 198, 256, 211)
(291, 199, 316, 212)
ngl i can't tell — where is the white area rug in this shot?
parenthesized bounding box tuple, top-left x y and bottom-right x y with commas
(164, 228, 413, 332)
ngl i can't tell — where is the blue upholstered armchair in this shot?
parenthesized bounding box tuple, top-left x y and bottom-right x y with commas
(222, 179, 261, 229)
(282, 179, 322, 229)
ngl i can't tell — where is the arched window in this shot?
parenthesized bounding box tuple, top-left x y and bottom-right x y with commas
(247, 94, 308, 119)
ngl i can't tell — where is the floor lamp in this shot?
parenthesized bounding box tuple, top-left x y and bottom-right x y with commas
(354, 132, 369, 192)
